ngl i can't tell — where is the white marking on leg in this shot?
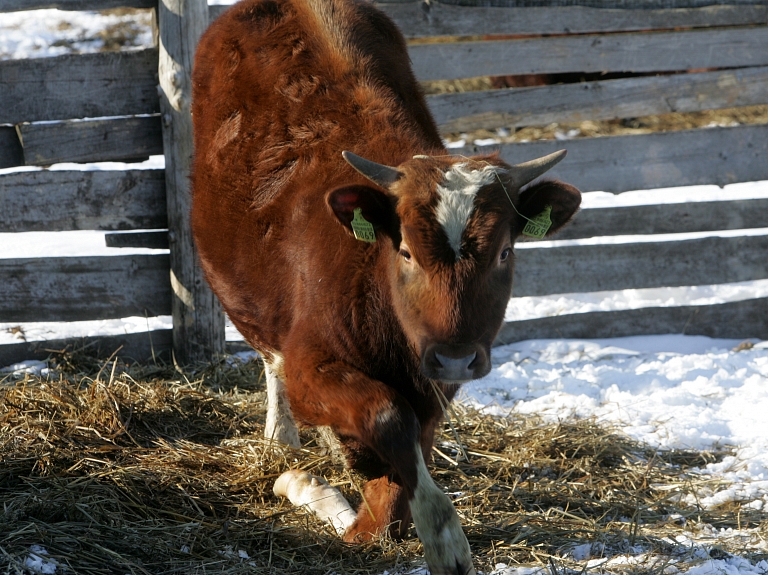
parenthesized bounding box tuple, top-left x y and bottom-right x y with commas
(434, 164, 500, 259)
(264, 352, 301, 448)
(409, 444, 476, 575)
(274, 470, 357, 535)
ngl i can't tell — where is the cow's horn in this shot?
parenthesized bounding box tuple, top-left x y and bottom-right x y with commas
(508, 149, 567, 188)
(342, 151, 401, 188)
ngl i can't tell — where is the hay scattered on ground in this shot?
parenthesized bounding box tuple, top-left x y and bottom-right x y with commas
(1, 349, 765, 574)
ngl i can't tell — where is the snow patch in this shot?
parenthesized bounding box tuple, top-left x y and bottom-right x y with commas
(24, 546, 59, 575)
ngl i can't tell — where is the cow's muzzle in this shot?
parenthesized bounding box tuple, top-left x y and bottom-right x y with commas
(421, 343, 490, 383)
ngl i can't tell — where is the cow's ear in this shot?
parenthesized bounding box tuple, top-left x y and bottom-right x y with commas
(515, 180, 581, 239)
(326, 185, 399, 242)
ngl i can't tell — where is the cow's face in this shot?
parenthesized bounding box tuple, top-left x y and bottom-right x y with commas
(328, 151, 580, 383)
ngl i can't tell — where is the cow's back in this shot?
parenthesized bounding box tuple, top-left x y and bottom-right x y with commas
(191, 0, 442, 352)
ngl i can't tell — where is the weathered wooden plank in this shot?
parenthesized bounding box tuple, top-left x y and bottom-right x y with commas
(17, 116, 163, 166)
(1, 236, 764, 332)
(0, 330, 174, 368)
(3, 169, 761, 240)
(0, 170, 167, 232)
(378, 3, 768, 38)
(430, 66, 768, 133)
(0, 0, 154, 11)
(209, 4, 228, 21)
(4, 21, 765, 131)
(551, 199, 768, 241)
(0, 126, 23, 170)
(0, 255, 171, 323)
(105, 231, 169, 249)
(3, 233, 765, 319)
(435, 0, 768, 7)
(6, 0, 766, 30)
(512, 235, 768, 297)
(159, 0, 225, 363)
(495, 297, 768, 344)
(0, 333, 252, 369)
(410, 27, 768, 81)
(0, 49, 159, 125)
(453, 124, 768, 193)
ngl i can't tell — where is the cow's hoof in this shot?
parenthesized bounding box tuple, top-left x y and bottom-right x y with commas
(264, 421, 300, 448)
(411, 486, 476, 575)
(421, 521, 476, 575)
(273, 470, 357, 535)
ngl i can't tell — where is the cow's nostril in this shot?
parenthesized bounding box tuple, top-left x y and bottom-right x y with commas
(434, 351, 476, 372)
(422, 345, 487, 382)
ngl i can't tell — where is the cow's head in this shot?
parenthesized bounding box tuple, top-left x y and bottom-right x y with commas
(327, 150, 580, 383)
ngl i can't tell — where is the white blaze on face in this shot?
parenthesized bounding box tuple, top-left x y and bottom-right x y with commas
(434, 164, 500, 259)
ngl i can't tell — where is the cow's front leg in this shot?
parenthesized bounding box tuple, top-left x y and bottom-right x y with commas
(263, 352, 301, 448)
(409, 445, 474, 575)
(343, 475, 410, 540)
(281, 352, 475, 575)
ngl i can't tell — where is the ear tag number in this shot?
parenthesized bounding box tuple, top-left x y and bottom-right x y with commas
(351, 208, 376, 243)
(522, 205, 552, 239)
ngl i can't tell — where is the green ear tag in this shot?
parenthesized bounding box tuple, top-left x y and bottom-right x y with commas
(351, 208, 376, 243)
(522, 205, 552, 239)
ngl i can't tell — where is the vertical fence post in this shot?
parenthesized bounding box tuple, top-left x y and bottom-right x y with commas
(158, 0, 225, 364)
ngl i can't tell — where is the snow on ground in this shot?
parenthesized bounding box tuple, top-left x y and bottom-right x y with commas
(0, 2, 236, 61)
(507, 279, 768, 322)
(2, 7, 767, 575)
(462, 336, 768, 506)
(0, 8, 153, 60)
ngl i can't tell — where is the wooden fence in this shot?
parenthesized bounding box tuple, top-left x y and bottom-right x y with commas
(1, 0, 767, 366)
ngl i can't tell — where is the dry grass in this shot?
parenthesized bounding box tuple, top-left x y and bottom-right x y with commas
(1, 349, 766, 574)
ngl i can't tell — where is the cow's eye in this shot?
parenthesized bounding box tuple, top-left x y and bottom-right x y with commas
(499, 247, 511, 263)
(399, 248, 412, 262)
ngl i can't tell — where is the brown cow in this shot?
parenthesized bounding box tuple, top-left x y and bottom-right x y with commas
(191, 0, 581, 573)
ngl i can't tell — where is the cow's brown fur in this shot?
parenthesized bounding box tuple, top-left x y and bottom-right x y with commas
(191, 0, 580, 572)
